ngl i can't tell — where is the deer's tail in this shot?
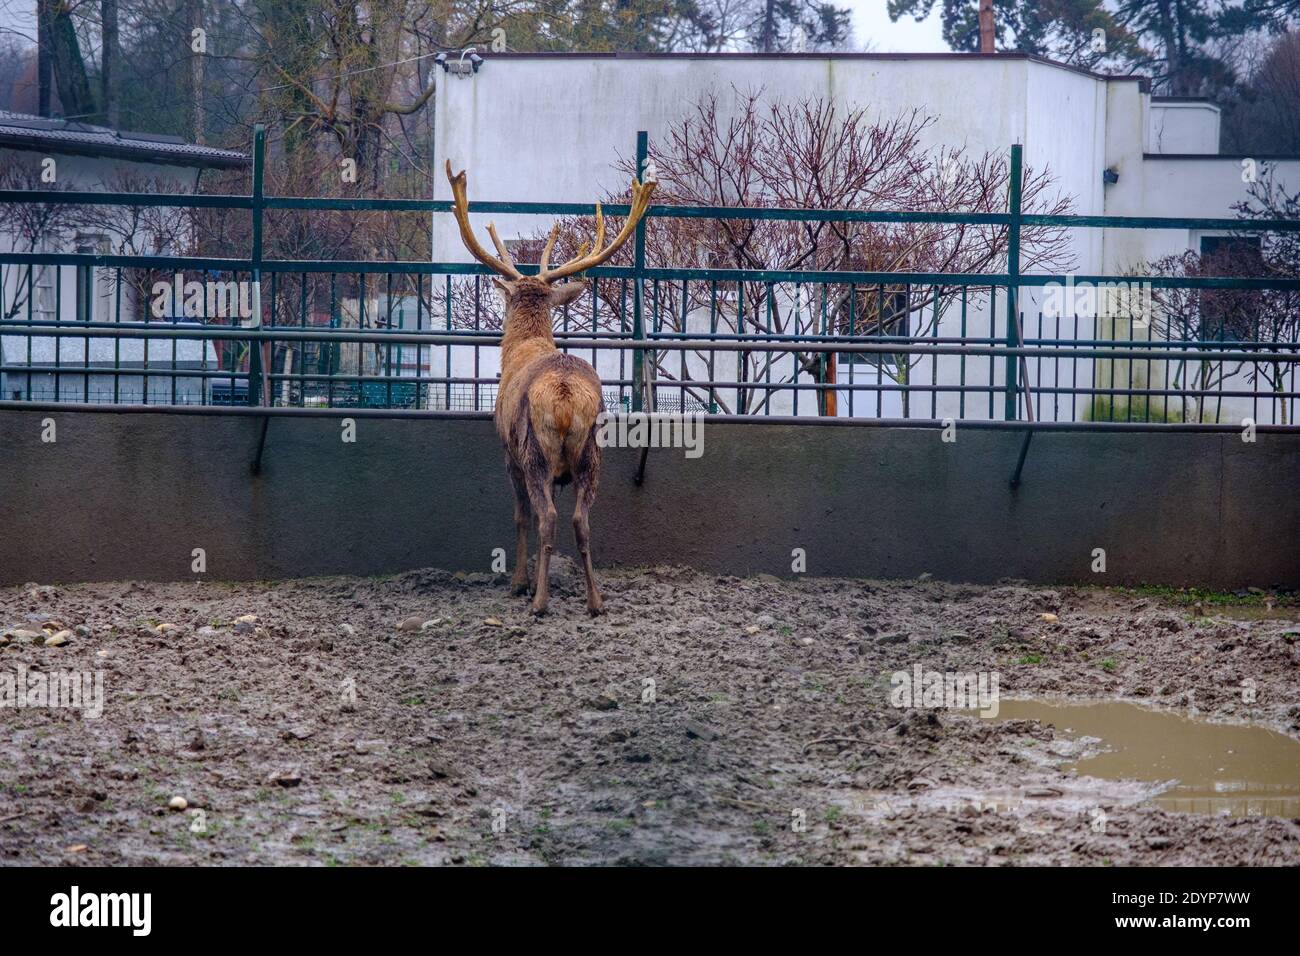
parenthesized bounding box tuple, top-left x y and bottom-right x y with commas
(520, 354, 604, 483)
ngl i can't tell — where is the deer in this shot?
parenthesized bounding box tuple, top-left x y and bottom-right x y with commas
(444, 160, 656, 616)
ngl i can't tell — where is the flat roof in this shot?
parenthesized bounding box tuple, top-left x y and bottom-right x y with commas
(1145, 153, 1300, 161)
(0, 111, 248, 170)
(476, 51, 1152, 89)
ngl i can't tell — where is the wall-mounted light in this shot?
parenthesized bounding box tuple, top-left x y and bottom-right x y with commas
(1102, 167, 1119, 185)
(437, 48, 483, 78)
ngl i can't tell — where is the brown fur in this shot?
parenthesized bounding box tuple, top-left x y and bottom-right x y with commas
(443, 160, 654, 615)
(494, 277, 605, 615)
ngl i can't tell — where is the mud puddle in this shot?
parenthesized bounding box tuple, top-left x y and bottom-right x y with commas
(5, 568, 1300, 865)
(1205, 605, 1300, 622)
(981, 699, 1300, 818)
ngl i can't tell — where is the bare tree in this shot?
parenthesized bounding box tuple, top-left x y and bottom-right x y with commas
(1148, 181, 1300, 426)
(1236, 163, 1300, 423)
(101, 0, 121, 125)
(1221, 29, 1300, 154)
(0, 165, 86, 321)
(460, 91, 1072, 416)
(1148, 248, 1254, 422)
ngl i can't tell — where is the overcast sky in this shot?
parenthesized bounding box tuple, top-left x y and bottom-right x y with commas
(0, 2, 31, 44)
(1, 2, 950, 53)
(850, 0, 947, 52)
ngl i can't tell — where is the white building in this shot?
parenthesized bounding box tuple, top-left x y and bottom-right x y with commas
(0, 110, 248, 404)
(431, 52, 1300, 423)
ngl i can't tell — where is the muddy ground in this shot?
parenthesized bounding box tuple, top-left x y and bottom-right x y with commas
(1, 563, 1298, 866)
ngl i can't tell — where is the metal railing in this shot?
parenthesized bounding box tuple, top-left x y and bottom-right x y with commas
(3, 126, 1300, 432)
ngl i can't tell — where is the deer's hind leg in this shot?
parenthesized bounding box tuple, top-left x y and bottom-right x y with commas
(525, 475, 557, 615)
(571, 431, 604, 616)
(520, 440, 559, 616)
(507, 459, 532, 596)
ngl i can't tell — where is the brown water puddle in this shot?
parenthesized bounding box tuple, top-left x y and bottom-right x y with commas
(985, 699, 1300, 818)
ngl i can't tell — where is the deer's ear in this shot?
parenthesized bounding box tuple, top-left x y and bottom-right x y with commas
(491, 277, 514, 298)
(549, 280, 588, 308)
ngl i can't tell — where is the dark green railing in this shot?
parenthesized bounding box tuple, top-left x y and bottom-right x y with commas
(3, 125, 1300, 429)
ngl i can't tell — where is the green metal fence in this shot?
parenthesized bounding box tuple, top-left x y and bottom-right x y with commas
(3, 125, 1300, 432)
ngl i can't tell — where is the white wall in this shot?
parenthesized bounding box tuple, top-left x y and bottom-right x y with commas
(0, 149, 210, 402)
(434, 55, 1130, 420)
(434, 55, 1117, 263)
(423, 56, 1297, 424)
(1148, 101, 1220, 154)
(0, 151, 201, 193)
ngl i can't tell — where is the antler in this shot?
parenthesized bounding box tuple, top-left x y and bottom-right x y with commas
(537, 176, 657, 282)
(444, 160, 522, 280)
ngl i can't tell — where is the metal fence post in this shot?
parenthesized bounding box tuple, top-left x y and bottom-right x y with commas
(632, 130, 648, 413)
(248, 123, 265, 407)
(1003, 143, 1023, 421)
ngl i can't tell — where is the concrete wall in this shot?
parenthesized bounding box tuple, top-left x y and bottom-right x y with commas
(1, 409, 1295, 589)
(1148, 101, 1220, 154)
(431, 53, 1125, 422)
(2, 336, 219, 404)
(0, 149, 202, 194)
(433, 54, 1107, 263)
(1139, 156, 1300, 219)
(0, 149, 207, 403)
(429, 53, 1300, 428)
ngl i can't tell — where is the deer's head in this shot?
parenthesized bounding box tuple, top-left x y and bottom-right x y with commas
(444, 160, 656, 334)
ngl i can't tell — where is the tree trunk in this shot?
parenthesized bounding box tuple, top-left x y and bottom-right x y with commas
(1154, 0, 1185, 94)
(102, 0, 120, 126)
(1194, 359, 1209, 423)
(979, 0, 995, 53)
(37, 0, 53, 117)
(258, 0, 316, 158)
(47, 0, 96, 118)
(188, 0, 205, 143)
(758, 0, 778, 53)
(821, 352, 837, 416)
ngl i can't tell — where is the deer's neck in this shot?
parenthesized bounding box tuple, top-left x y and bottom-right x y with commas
(500, 308, 556, 381)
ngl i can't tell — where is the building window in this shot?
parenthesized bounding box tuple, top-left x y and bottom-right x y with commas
(843, 285, 911, 366)
(1198, 236, 1263, 336)
(75, 265, 93, 322)
(1200, 235, 1262, 263)
(74, 235, 110, 323)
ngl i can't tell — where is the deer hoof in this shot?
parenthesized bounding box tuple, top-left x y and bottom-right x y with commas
(531, 600, 548, 617)
(510, 580, 530, 596)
